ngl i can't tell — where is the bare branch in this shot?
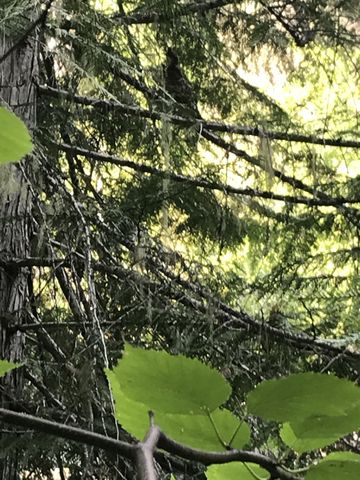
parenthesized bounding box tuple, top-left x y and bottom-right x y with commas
(0, 408, 301, 480)
(0, 408, 135, 458)
(158, 430, 302, 480)
(136, 412, 161, 480)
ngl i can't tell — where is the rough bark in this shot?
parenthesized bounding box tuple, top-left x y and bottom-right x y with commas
(0, 10, 38, 479)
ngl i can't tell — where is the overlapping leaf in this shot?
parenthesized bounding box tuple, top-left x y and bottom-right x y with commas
(107, 368, 250, 449)
(106, 344, 251, 450)
(247, 373, 360, 421)
(0, 359, 21, 377)
(206, 462, 269, 480)
(0, 107, 32, 164)
(280, 423, 337, 454)
(157, 408, 250, 451)
(306, 452, 360, 480)
(108, 344, 231, 415)
(106, 369, 150, 440)
(248, 373, 360, 453)
(281, 402, 360, 453)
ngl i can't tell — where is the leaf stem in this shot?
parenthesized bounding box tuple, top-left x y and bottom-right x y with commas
(207, 408, 228, 449)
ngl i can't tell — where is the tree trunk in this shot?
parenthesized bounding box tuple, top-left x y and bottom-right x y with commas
(0, 10, 38, 479)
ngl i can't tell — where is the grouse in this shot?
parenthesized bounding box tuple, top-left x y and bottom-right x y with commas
(163, 48, 200, 118)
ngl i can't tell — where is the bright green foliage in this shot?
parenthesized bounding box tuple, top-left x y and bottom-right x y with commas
(106, 344, 251, 452)
(281, 402, 360, 453)
(105, 369, 150, 440)
(206, 462, 269, 480)
(0, 107, 32, 164)
(306, 452, 360, 480)
(156, 408, 250, 451)
(107, 345, 360, 480)
(247, 373, 360, 420)
(280, 422, 335, 454)
(248, 373, 360, 452)
(0, 359, 21, 377)
(107, 343, 231, 415)
(106, 369, 250, 449)
(280, 421, 340, 454)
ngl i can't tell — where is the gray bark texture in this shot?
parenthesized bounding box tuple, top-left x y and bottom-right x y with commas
(0, 8, 38, 478)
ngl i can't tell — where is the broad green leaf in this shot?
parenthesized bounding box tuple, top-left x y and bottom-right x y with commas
(247, 373, 360, 422)
(292, 402, 360, 438)
(108, 344, 231, 414)
(106, 366, 249, 449)
(106, 369, 150, 440)
(157, 408, 250, 451)
(306, 452, 360, 480)
(280, 422, 337, 454)
(0, 359, 21, 377)
(0, 107, 32, 164)
(281, 402, 360, 453)
(207, 462, 269, 480)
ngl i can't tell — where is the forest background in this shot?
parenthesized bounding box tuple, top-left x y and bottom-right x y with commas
(0, 0, 360, 478)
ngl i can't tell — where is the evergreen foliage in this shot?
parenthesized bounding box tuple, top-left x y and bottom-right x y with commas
(0, 0, 360, 478)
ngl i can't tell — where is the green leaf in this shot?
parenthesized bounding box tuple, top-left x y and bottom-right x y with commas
(247, 373, 360, 422)
(106, 369, 150, 440)
(157, 408, 250, 451)
(281, 402, 360, 453)
(306, 452, 360, 480)
(0, 107, 32, 164)
(0, 359, 21, 377)
(280, 422, 337, 454)
(207, 462, 269, 480)
(107, 344, 231, 415)
(107, 366, 249, 448)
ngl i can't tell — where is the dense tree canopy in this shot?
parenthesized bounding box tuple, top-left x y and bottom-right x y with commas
(0, 0, 360, 478)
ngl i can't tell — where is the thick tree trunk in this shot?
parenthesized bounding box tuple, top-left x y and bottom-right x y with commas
(0, 12, 38, 479)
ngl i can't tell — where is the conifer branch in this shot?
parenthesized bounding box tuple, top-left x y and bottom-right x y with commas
(1, 255, 359, 362)
(114, 0, 239, 25)
(38, 85, 360, 149)
(49, 141, 360, 207)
